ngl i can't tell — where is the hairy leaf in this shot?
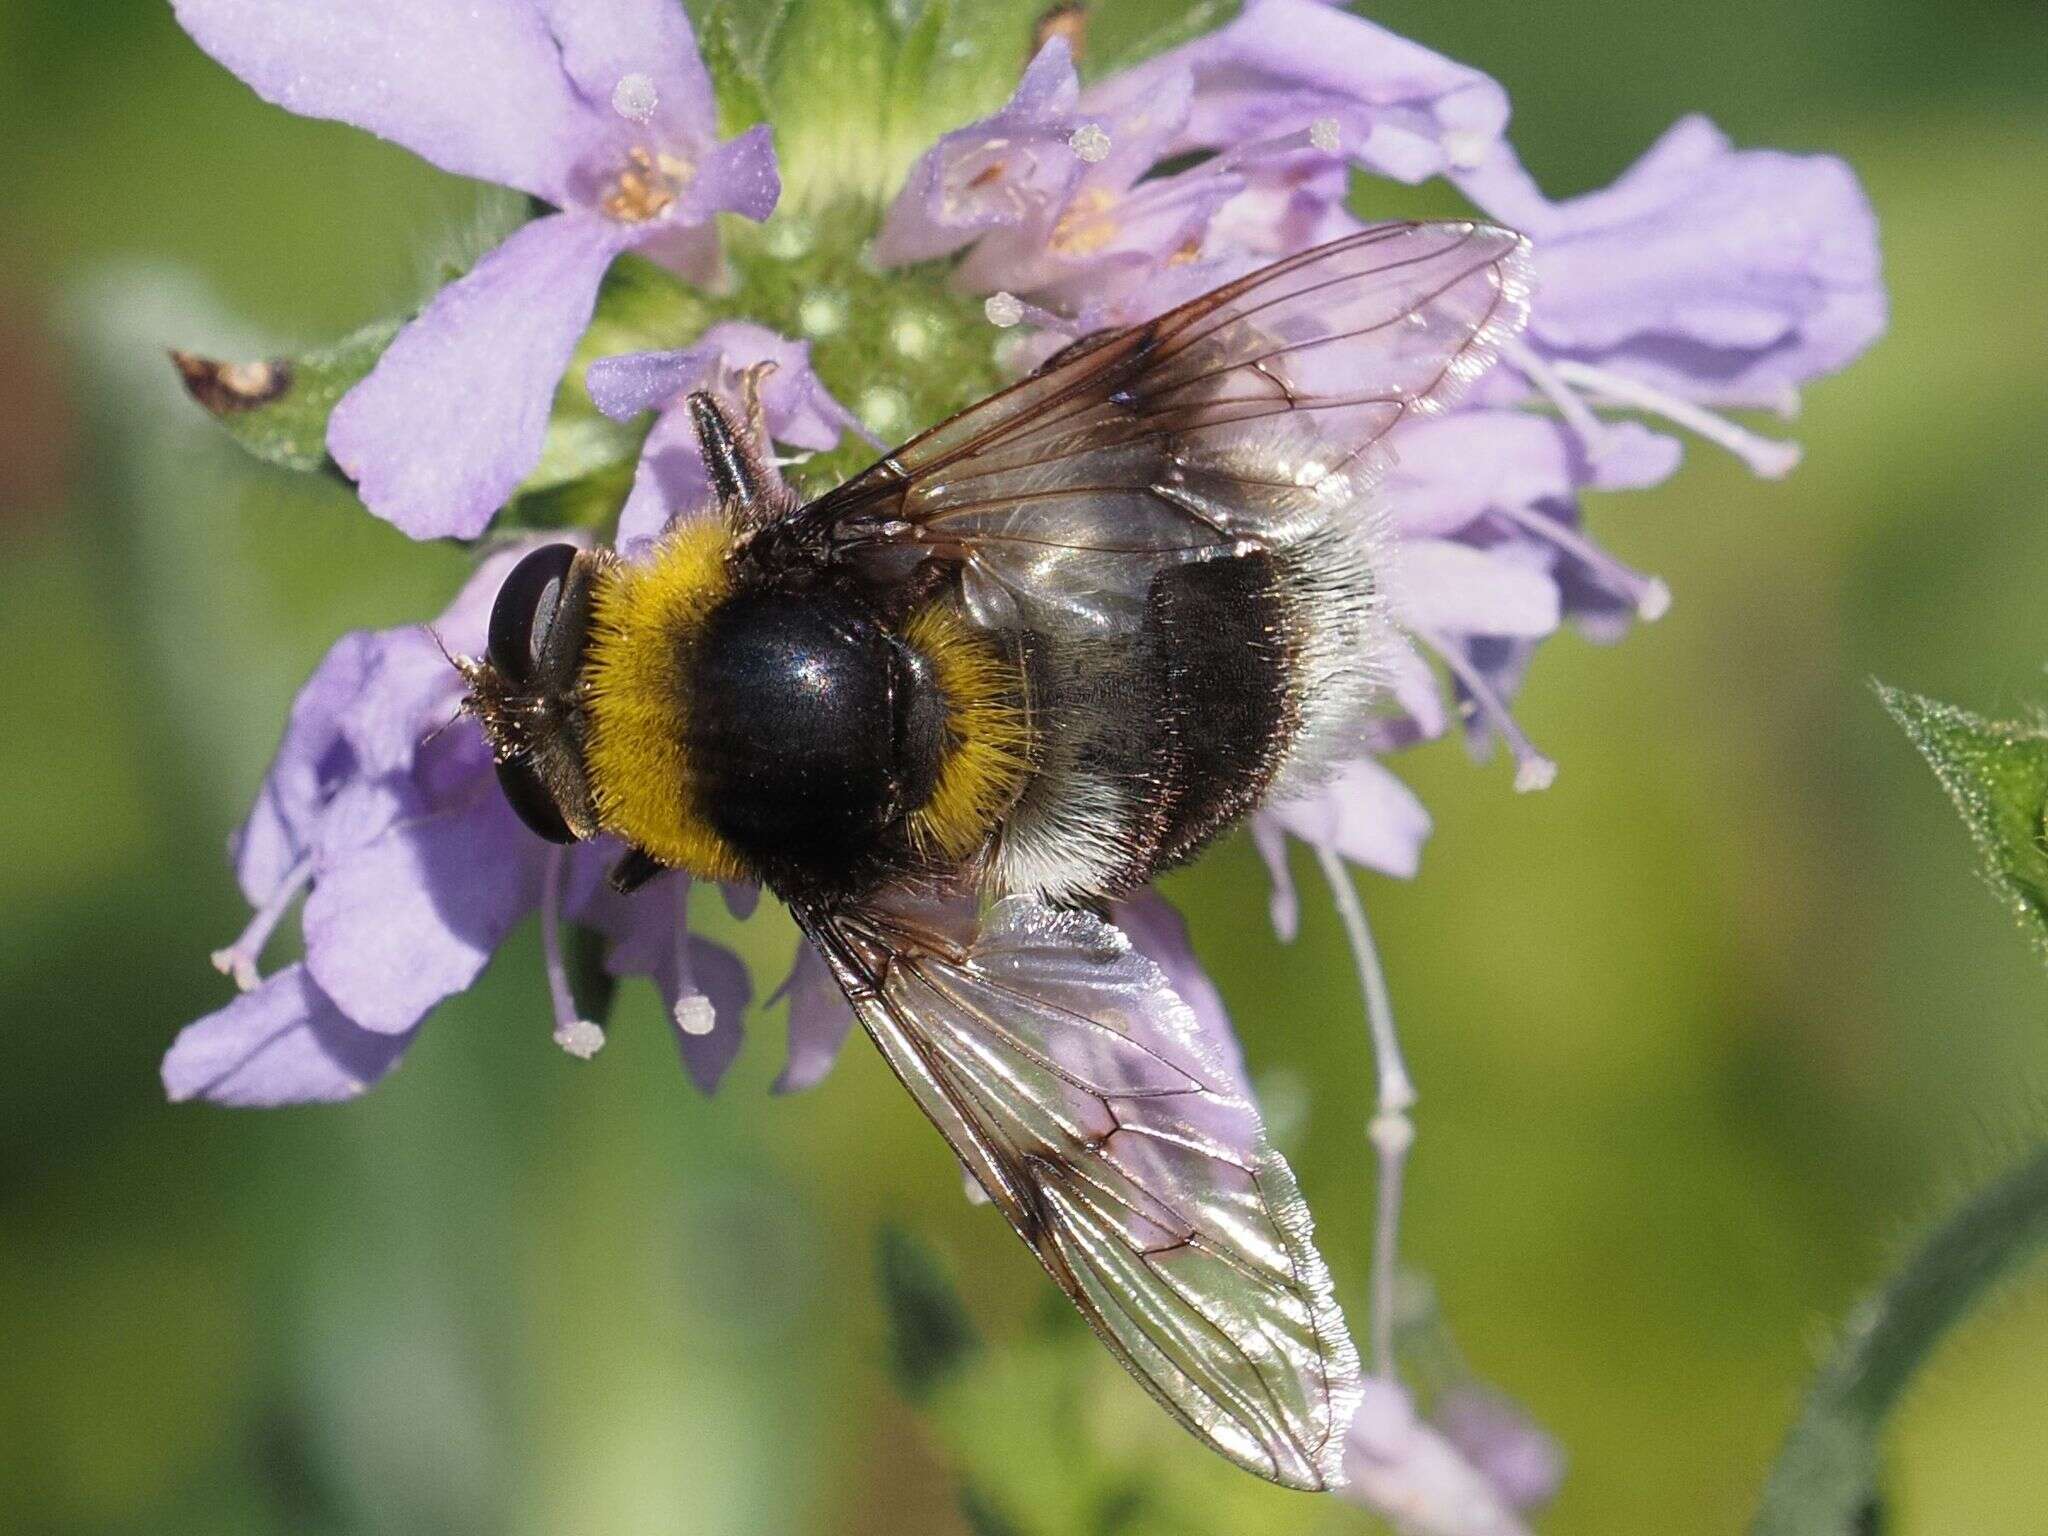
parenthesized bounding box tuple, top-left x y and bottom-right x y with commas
(698, 1, 773, 136)
(1752, 1143, 2048, 1535)
(169, 319, 398, 476)
(1878, 682, 2048, 959)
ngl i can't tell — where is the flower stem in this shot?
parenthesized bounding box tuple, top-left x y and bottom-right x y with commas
(1316, 844, 1415, 1378)
(210, 854, 314, 991)
(1412, 627, 1558, 792)
(542, 846, 604, 1059)
(1551, 358, 1802, 479)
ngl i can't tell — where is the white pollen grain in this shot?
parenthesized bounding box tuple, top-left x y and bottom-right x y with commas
(1068, 123, 1111, 163)
(674, 995, 716, 1036)
(554, 1019, 607, 1059)
(1309, 116, 1342, 154)
(612, 73, 659, 122)
(984, 291, 1025, 328)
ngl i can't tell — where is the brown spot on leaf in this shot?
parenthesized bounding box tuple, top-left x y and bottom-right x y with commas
(169, 350, 292, 414)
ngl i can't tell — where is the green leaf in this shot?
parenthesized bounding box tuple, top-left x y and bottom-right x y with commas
(875, 1224, 980, 1402)
(755, 0, 1049, 212)
(1877, 682, 2048, 959)
(1752, 1143, 2048, 1535)
(169, 317, 398, 475)
(1080, 0, 1241, 80)
(765, 0, 899, 208)
(958, 1485, 1028, 1536)
(507, 252, 710, 530)
(699, 0, 774, 136)
(173, 229, 710, 534)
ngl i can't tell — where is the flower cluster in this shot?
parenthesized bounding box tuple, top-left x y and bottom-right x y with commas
(172, 0, 779, 540)
(167, 542, 762, 1103)
(165, 0, 1881, 1518)
(866, 0, 1883, 900)
(166, 0, 1881, 1127)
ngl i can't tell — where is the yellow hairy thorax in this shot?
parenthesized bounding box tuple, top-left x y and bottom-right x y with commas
(580, 520, 748, 882)
(901, 603, 1032, 861)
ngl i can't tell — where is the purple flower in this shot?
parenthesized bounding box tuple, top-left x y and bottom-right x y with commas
(165, 542, 752, 1105)
(1458, 115, 1886, 415)
(766, 941, 855, 1096)
(173, 0, 780, 540)
(1341, 1378, 1541, 1536)
(877, 6, 1882, 897)
(1350, 115, 1884, 800)
(586, 322, 872, 544)
(874, 2, 1507, 323)
(1431, 1384, 1566, 1514)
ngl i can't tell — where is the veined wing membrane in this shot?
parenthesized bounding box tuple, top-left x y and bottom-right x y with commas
(800, 891, 1363, 1490)
(801, 222, 1529, 608)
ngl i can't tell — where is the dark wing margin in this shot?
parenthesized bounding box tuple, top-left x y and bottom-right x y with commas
(793, 221, 1530, 584)
(798, 889, 1363, 1490)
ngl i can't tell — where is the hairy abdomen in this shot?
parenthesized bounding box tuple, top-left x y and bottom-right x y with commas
(991, 548, 1317, 903)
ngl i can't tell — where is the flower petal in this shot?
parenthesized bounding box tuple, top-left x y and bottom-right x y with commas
(1342, 1377, 1535, 1536)
(872, 37, 1084, 266)
(1385, 639, 1447, 740)
(164, 964, 414, 1106)
(328, 212, 632, 539)
(593, 323, 860, 545)
(1432, 1386, 1566, 1513)
(303, 793, 542, 1034)
(1270, 757, 1432, 880)
(171, 0, 600, 203)
(1474, 117, 1885, 407)
(1091, 0, 1509, 184)
(1112, 890, 1249, 1089)
(1397, 540, 1561, 637)
(668, 937, 752, 1094)
(587, 872, 754, 1093)
(676, 124, 782, 224)
(769, 942, 856, 1095)
(1250, 815, 1301, 942)
(531, 0, 716, 146)
(615, 403, 718, 546)
(231, 630, 381, 905)
(1388, 412, 1575, 538)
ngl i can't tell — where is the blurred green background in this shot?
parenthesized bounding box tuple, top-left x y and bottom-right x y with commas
(4, 1, 2047, 1532)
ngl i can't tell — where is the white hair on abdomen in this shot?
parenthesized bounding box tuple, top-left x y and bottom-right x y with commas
(1267, 480, 1397, 802)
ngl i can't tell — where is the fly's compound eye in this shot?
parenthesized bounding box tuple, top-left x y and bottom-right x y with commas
(495, 758, 575, 844)
(487, 543, 579, 687)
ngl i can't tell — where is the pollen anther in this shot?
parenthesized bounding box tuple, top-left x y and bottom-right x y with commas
(602, 146, 695, 223)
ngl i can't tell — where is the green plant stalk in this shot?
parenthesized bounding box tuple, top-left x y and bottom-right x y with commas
(1751, 1143, 2048, 1535)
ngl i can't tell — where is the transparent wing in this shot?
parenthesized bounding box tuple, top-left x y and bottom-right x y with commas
(798, 221, 1529, 618)
(800, 889, 1362, 1490)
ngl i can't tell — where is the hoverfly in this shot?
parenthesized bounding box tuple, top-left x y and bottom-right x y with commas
(458, 222, 1529, 1489)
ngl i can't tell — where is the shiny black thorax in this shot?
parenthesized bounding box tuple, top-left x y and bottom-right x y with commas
(684, 583, 947, 897)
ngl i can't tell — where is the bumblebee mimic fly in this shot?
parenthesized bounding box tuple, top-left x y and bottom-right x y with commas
(458, 222, 1529, 1489)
